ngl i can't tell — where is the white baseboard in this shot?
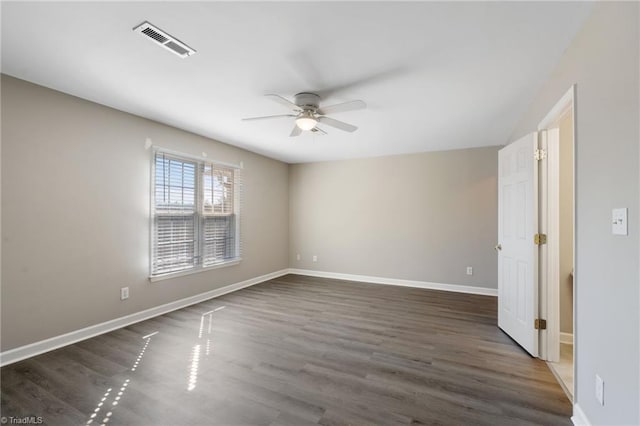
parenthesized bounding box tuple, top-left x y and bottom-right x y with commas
(560, 332, 574, 345)
(0, 268, 289, 367)
(571, 403, 592, 426)
(288, 268, 498, 297)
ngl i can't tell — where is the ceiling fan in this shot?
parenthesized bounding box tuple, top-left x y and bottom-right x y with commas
(242, 93, 366, 137)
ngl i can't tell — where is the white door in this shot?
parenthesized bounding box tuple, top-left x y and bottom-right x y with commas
(498, 133, 539, 357)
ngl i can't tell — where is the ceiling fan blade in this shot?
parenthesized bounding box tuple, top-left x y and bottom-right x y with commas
(242, 114, 296, 121)
(289, 125, 302, 137)
(319, 66, 409, 99)
(318, 100, 366, 115)
(317, 116, 358, 133)
(287, 50, 408, 99)
(265, 94, 300, 111)
(311, 126, 327, 135)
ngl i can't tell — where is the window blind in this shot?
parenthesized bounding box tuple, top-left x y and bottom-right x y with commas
(202, 164, 234, 216)
(151, 151, 241, 277)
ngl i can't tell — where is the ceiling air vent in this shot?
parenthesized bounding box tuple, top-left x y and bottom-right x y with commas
(133, 21, 196, 58)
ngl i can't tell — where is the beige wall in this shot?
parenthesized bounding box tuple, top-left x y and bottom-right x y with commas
(1, 75, 290, 351)
(289, 147, 499, 288)
(510, 2, 639, 424)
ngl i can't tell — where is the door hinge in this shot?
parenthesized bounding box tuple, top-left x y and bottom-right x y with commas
(534, 319, 547, 330)
(534, 233, 547, 245)
(534, 149, 546, 161)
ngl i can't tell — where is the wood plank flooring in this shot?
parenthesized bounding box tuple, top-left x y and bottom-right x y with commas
(1, 275, 572, 425)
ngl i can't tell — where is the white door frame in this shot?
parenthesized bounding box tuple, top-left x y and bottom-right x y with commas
(536, 85, 576, 382)
(538, 128, 559, 362)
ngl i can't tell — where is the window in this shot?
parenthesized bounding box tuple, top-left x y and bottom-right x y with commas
(151, 151, 241, 278)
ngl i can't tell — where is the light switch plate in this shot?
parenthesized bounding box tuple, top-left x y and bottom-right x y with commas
(612, 208, 628, 235)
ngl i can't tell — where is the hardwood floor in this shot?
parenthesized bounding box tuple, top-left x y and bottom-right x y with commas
(1, 275, 572, 425)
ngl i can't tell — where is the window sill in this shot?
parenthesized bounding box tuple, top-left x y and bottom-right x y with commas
(149, 259, 242, 283)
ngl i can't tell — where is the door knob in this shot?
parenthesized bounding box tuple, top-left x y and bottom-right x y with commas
(494, 243, 502, 251)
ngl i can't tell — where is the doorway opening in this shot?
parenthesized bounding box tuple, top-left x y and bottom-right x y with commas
(497, 86, 576, 401)
(538, 86, 576, 402)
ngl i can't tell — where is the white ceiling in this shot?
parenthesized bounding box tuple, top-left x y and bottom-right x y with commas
(1, 2, 593, 163)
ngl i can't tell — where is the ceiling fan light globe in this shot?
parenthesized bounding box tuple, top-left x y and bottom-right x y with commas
(295, 116, 317, 131)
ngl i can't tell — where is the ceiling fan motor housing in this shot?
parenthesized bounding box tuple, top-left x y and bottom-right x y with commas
(294, 92, 320, 111)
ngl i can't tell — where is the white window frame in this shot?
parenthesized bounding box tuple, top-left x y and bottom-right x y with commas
(149, 148, 242, 282)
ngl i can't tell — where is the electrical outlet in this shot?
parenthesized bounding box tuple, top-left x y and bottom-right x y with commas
(296, 253, 301, 261)
(121, 287, 129, 300)
(312, 255, 318, 262)
(595, 374, 604, 405)
(466, 266, 473, 275)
